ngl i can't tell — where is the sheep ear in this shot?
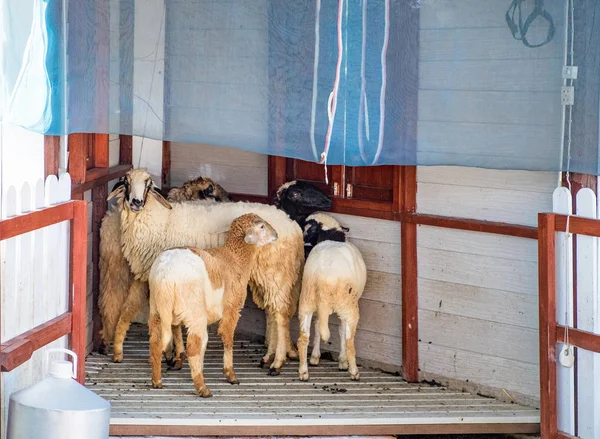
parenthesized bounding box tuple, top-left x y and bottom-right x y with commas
(342, 226, 350, 233)
(150, 185, 172, 210)
(244, 231, 259, 245)
(107, 183, 126, 201)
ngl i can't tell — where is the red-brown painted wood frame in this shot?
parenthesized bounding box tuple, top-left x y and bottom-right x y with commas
(538, 212, 600, 439)
(0, 201, 88, 383)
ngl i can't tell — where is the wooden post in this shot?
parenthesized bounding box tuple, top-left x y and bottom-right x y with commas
(400, 166, 418, 382)
(44, 136, 60, 178)
(268, 156, 287, 198)
(119, 135, 133, 166)
(71, 200, 88, 384)
(68, 134, 89, 184)
(162, 141, 171, 187)
(91, 183, 108, 352)
(538, 213, 558, 439)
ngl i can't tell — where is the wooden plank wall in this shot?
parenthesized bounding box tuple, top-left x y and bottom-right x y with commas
(171, 143, 268, 195)
(414, 0, 565, 406)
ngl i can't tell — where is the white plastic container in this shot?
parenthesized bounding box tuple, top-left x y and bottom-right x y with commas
(6, 348, 111, 439)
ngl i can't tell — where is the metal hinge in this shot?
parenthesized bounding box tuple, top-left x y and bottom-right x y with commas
(346, 184, 353, 198)
(333, 182, 340, 197)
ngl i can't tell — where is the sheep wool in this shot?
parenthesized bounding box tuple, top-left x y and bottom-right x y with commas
(112, 169, 304, 374)
(148, 213, 278, 397)
(98, 175, 226, 355)
(297, 213, 367, 382)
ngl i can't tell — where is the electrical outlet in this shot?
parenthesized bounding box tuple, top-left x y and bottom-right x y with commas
(562, 66, 579, 80)
(561, 86, 574, 105)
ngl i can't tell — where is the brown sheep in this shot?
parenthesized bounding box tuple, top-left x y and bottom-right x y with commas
(98, 175, 231, 359)
(148, 213, 278, 396)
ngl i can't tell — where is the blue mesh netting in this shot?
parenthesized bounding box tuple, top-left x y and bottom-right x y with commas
(1, 0, 599, 173)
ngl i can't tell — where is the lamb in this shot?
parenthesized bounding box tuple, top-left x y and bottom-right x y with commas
(261, 180, 332, 347)
(98, 175, 230, 356)
(148, 213, 278, 396)
(109, 168, 304, 374)
(296, 213, 367, 382)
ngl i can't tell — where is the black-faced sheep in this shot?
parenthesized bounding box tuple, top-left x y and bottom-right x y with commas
(148, 213, 278, 396)
(296, 213, 367, 382)
(274, 180, 332, 227)
(109, 168, 304, 375)
(98, 175, 230, 358)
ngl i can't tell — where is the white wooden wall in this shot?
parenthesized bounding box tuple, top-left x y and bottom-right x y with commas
(0, 122, 73, 439)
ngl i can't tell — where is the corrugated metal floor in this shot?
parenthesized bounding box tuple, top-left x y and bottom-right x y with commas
(86, 324, 539, 436)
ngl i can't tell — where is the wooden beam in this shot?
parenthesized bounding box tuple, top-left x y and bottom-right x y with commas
(557, 325, 600, 354)
(0, 202, 74, 240)
(119, 135, 133, 166)
(71, 200, 88, 383)
(71, 164, 131, 198)
(109, 422, 540, 437)
(68, 133, 89, 184)
(162, 141, 171, 187)
(555, 214, 600, 238)
(268, 155, 287, 198)
(538, 213, 558, 439)
(44, 135, 60, 177)
(91, 183, 108, 351)
(0, 313, 72, 372)
(401, 213, 538, 240)
(93, 134, 109, 168)
(400, 166, 418, 383)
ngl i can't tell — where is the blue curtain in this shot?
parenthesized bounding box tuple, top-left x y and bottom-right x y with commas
(2, 0, 599, 173)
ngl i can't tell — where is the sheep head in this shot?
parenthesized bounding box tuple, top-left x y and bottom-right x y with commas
(303, 213, 349, 258)
(274, 180, 332, 225)
(229, 213, 278, 247)
(168, 176, 233, 203)
(108, 168, 172, 212)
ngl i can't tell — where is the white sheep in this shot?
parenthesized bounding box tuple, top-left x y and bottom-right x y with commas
(297, 213, 367, 381)
(148, 213, 278, 397)
(109, 168, 303, 374)
(98, 176, 230, 361)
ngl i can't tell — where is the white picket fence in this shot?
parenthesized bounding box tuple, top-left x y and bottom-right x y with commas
(553, 187, 600, 439)
(0, 172, 72, 439)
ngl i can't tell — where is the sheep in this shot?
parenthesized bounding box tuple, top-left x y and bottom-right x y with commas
(274, 180, 332, 227)
(98, 175, 230, 357)
(167, 176, 233, 203)
(296, 213, 367, 382)
(109, 168, 304, 374)
(148, 213, 278, 396)
(260, 179, 332, 348)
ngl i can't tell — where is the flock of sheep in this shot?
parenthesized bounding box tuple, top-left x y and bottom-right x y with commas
(98, 168, 367, 396)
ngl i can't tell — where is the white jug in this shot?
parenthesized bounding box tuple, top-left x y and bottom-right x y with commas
(6, 348, 111, 439)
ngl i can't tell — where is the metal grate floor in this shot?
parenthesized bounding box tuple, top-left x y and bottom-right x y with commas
(86, 324, 539, 436)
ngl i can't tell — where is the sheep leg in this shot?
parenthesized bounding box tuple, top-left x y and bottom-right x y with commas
(149, 313, 164, 388)
(218, 309, 241, 385)
(309, 318, 322, 366)
(337, 322, 349, 371)
(297, 312, 313, 381)
(284, 321, 298, 360)
(341, 314, 360, 381)
(166, 324, 186, 370)
(260, 318, 277, 368)
(268, 311, 290, 375)
(113, 279, 147, 363)
(264, 311, 271, 348)
(187, 328, 212, 397)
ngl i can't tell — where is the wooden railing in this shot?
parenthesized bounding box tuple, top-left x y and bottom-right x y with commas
(0, 201, 88, 383)
(538, 212, 600, 439)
